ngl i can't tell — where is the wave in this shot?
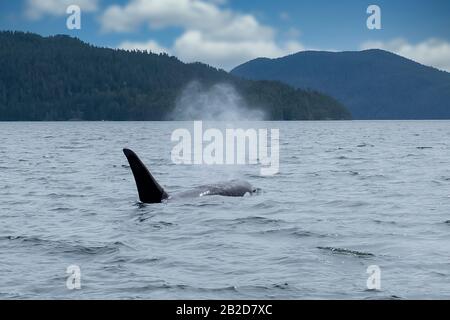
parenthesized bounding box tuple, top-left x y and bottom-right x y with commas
(0, 235, 128, 256)
(258, 227, 318, 238)
(357, 143, 374, 148)
(317, 246, 375, 257)
(233, 216, 284, 225)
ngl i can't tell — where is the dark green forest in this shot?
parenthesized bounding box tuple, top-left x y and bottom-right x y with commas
(0, 31, 351, 121)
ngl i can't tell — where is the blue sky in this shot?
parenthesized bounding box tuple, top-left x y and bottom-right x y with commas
(1, 0, 449, 70)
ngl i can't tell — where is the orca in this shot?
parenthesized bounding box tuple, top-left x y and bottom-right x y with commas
(123, 148, 255, 203)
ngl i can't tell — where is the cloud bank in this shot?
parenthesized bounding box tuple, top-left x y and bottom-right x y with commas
(361, 38, 450, 72)
(24, 1, 450, 73)
(25, 0, 98, 19)
(100, 0, 303, 70)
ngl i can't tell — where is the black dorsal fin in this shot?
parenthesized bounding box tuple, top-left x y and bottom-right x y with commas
(123, 148, 168, 203)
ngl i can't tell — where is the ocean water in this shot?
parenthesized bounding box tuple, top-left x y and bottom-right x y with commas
(0, 121, 449, 299)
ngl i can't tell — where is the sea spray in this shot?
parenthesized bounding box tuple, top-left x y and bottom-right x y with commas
(169, 81, 266, 121)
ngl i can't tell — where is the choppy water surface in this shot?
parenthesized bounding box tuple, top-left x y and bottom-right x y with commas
(1, 121, 449, 299)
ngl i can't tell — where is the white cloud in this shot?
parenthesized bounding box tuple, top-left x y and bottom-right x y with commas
(361, 38, 450, 72)
(172, 31, 303, 70)
(102, 0, 303, 70)
(25, 0, 98, 19)
(120, 40, 171, 55)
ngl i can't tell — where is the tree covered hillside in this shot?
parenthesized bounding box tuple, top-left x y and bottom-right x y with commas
(0, 31, 350, 121)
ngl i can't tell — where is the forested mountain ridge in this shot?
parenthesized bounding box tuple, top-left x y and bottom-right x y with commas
(0, 31, 350, 121)
(231, 49, 450, 119)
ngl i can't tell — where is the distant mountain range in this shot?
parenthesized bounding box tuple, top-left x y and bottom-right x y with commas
(232, 49, 450, 119)
(0, 31, 350, 121)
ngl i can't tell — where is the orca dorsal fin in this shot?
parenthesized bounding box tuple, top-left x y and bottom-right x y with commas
(123, 148, 168, 203)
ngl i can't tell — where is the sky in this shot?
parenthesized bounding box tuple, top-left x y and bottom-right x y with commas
(1, 0, 449, 71)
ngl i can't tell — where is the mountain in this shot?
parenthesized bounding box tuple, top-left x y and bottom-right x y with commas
(0, 31, 350, 121)
(231, 49, 450, 119)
